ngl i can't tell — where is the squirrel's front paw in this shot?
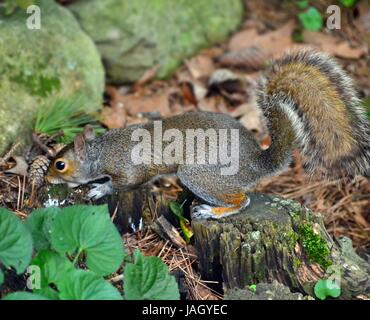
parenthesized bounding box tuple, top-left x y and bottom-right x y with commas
(87, 182, 113, 200)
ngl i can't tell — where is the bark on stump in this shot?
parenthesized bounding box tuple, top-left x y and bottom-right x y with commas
(192, 193, 369, 299)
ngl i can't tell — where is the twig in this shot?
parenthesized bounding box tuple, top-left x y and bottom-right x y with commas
(31, 132, 56, 158)
(0, 142, 21, 166)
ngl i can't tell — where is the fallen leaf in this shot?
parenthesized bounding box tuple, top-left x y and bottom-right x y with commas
(180, 82, 198, 105)
(218, 46, 267, 71)
(303, 31, 367, 59)
(122, 94, 171, 117)
(227, 20, 298, 58)
(5, 156, 29, 176)
(100, 104, 127, 129)
(185, 55, 215, 80)
(197, 96, 220, 113)
(134, 64, 160, 89)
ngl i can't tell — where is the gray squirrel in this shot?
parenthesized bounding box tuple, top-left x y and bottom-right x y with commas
(46, 49, 370, 219)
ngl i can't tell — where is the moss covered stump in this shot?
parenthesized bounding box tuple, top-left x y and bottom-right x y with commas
(192, 194, 369, 299)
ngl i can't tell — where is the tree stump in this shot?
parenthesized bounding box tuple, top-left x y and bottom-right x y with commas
(192, 194, 370, 299)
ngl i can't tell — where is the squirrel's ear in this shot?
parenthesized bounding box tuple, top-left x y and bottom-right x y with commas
(83, 125, 95, 141)
(74, 134, 86, 161)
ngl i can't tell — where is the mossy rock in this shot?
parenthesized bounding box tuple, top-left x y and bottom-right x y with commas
(68, 0, 244, 83)
(0, 0, 104, 154)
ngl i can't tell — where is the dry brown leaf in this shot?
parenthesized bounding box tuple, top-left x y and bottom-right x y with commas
(123, 94, 171, 116)
(180, 82, 198, 105)
(100, 104, 127, 129)
(303, 31, 367, 59)
(353, 1, 370, 36)
(197, 96, 220, 113)
(228, 20, 297, 58)
(134, 64, 160, 89)
(185, 55, 215, 80)
(218, 46, 267, 71)
(5, 156, 29, 176)
(228, 28, 259, 52)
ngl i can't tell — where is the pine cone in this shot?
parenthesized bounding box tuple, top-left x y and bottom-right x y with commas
(28, 155, 50, 190)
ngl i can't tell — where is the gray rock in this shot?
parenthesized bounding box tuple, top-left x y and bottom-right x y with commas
(0, 0, 104, 154)
(69, 0, 244, 83)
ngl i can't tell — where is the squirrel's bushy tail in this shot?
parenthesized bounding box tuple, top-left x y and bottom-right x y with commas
(257, 48, 370, 177)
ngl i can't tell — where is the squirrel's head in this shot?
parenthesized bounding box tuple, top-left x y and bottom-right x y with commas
(46, 125, 96, 188)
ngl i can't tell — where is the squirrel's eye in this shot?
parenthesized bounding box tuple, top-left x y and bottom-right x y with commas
(55, 160, 67, 172)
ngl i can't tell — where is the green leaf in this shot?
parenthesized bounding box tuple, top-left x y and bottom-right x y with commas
(31, 250, 73, 289)
(0, 208, 33, 274)
(25, 207, 60, 251)
(168, 201, 193, 243)
(15, 0, 34, 9)
(36, 286, 60, 300)
(51, 205, 124, 276)
(124, 250, 180, 300)
(2, 292, 49, 300)
(248, 284, 257, 293)
(314, 279, 341, 300)
(57, 269, 122, 300)
(296, 0, 309, 9)
(339, 0, 357, 7)
(0, 270, 3, 285)
(298, 7, 323, 31)
(168, 201, 186, 222)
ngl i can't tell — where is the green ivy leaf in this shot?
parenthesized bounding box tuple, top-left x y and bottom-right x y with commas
(0, 270, 4, 285)
(314, 279, 341, 300)
(51, 205, 124, 276)
(298, 7, 323, 31)
(339, 0, 357, 8)
(2, 292, 49, 300)
(0, 208, 33, 274)
(31, 250, 73, 289)
(25, 207, 60, 251)
(124, 250, 180, 300)
(57, 269, 122, 300)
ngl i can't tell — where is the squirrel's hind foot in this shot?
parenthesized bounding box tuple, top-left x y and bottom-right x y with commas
(191, 197, 250, 220)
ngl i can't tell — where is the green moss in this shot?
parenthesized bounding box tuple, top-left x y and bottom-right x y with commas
(298, 223, 332, 269)
(46, 184, 72, 200)
(12, 73, 61, 97)
(284, 230, 299, 250)
(292, 257, 302, 270)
